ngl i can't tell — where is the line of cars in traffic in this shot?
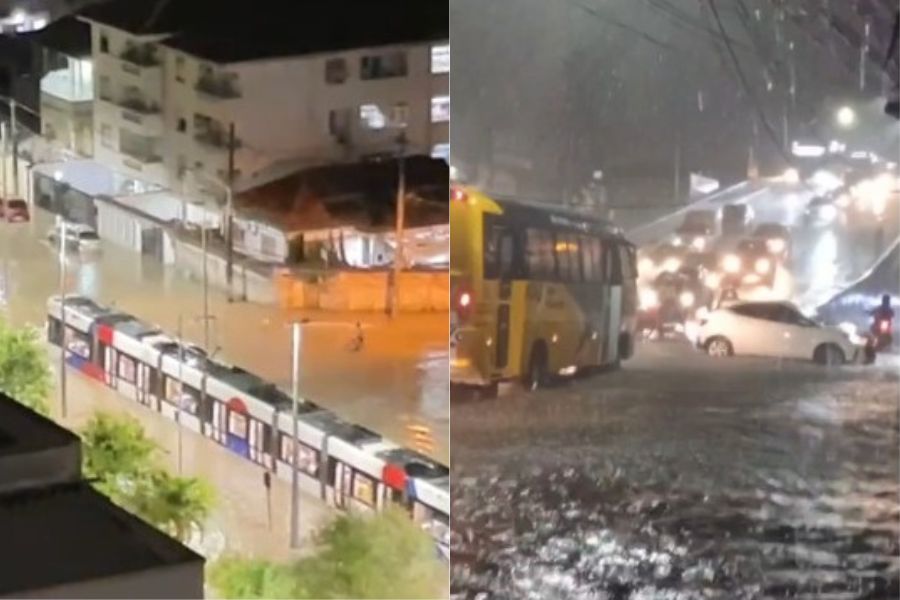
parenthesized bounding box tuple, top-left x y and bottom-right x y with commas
(637, 205, 792, 340)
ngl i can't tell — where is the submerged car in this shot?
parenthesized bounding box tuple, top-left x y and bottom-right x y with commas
(751, 222, 791, 261)
(0, 198, 29, 222)
(697, 301, 863, 364)
(47, 223, 101, 253)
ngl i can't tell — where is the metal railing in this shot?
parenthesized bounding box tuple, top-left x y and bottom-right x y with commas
(195, 75, 241, 99)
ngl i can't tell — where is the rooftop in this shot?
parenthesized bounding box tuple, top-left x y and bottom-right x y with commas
(27, 15, 91, 57)
(0, 482, 202, 597)
(80, 0, 447, 63)
(235, 155, 449, 233)
(0, 392, 79, 466)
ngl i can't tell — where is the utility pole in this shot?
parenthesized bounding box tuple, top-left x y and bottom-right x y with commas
(176, 315, 184, 475)
(10, 99, 17, 196)
(860, 20, 870, 92)
(201, 219, 209, 350)
(58, 219, 68, 419)
(289, 321, 302, 549)
(225, 122, 235, 302)
(388, 135, 407, 318)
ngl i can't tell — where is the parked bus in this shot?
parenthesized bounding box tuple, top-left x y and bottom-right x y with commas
(450, 185, 638, 393)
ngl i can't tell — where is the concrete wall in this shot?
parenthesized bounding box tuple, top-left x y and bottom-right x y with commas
(276, 269, 449, 312)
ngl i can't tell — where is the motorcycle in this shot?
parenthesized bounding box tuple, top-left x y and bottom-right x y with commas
(863, 316, 893, 364)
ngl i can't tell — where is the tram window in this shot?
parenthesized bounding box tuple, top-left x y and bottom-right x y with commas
(352, 472, 376, 506)
(117, 355, 136, 383)
(198, 392, 214, 422)
(147, 366, 160, 396)
(327, 456, 338, 484)
(64, 328, 90, 358)
(48, 317, 63, 345)
(279, 435, 320, 475)
(228, 411, 248, 438)
(261, 423, 272, 453)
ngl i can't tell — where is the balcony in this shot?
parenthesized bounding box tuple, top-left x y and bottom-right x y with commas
(194, 129, 242, 150)
(120, 144, 162, 165)
(195, 74, 241, 100)
(120, 45, 161, 68)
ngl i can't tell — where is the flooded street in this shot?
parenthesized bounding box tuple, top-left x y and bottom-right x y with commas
(0, 210, 448, 462)
(451, 343, 900, 599)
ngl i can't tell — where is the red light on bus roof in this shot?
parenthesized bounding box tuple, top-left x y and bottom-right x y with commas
(451, 187, 467, 202)
(459, 291, 471, 308)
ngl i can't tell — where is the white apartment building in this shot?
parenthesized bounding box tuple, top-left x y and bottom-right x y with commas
(80, 4, 448, 200)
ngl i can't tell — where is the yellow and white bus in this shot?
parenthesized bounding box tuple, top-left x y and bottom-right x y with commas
(450, 185, 638, 393)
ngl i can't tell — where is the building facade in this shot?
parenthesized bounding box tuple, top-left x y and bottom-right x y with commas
(81, 4, 449, 197)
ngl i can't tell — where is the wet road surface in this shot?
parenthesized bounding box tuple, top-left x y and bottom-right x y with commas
(451, 342, 900, 599)
(0, 209, 449, 462)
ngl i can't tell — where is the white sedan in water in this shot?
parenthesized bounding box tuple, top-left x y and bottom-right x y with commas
(697, 301, 863, 365)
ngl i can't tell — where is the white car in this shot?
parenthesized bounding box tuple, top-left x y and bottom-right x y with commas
(47, 223, 101, 253)
(697, 301, 862, 365)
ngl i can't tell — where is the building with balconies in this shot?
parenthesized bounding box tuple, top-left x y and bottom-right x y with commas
(78, 0, 448, 197)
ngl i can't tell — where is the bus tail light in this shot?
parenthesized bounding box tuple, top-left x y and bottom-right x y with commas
(451, 187, 469, 203)
(455, 287, 474, 321)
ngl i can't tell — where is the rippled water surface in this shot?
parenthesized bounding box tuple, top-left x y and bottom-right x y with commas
(451, 347, 900, 599)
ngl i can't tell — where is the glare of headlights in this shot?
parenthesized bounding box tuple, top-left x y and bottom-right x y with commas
(835, 194, 850, 208)
(704, 272, 721, 289)
(819, 204, 838, 221)
(722, 254, 741, 273)
(679, 290, 695, 308)
(672, 236, 683, 247)
(638, 257, 655, 275)
(662, 257, 681, 272)
(755, 257, 771, 274)
(766, 238, 786, 254)
(691, 237, 706, 251)
(783, 168, 800, 184)
(640, 288, 659, 309)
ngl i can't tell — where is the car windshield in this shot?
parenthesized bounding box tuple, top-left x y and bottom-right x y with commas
(79, 231, 99, 240)
(755, 225, 786, 237)
(6, 200, 26, 209)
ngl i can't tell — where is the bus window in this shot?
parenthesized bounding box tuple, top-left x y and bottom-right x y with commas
(581, 236, 597, 282)
(555, 234, 574, 281)
(526, 228, 555, 280)
(483, 221, 517, 280)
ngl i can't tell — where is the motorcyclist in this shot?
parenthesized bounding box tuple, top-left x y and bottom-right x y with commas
(871, 294, 895, 323)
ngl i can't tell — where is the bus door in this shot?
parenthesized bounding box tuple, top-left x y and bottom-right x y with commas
(606, 243, 624, 361)
(493, 227, 516, 371)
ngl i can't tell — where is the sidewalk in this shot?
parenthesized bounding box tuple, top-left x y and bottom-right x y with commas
(47, 348, 334, 563)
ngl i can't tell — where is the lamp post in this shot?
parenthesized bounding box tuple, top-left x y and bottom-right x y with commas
(58, 217, 68, 419)
(186, 169, 236, 302)
(388, 134, 407, 319)
(289, 318, 310, 549)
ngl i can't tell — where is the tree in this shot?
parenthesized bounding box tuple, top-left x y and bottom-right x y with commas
(128, 469, 215, 543)
(80, 412, 214, 544)
(81, 411, 158, 501)
(209, 507, 446, 599)
(0, 319, 52, 415)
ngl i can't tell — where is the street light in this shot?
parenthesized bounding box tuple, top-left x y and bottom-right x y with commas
(57, 216, 68, 419)
(387, 133, 408, 319)
(836, 106, 856, 128)
(288, 318, 310, 549)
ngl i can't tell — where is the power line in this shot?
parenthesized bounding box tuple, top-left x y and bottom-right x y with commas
(572, 1, 679, 52)
(705, 0, 793, 164)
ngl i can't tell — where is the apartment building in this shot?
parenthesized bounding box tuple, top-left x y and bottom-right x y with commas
(80, 0, 448, 198)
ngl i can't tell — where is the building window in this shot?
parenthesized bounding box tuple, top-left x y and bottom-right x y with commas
(64, 328, 90, 359)
(325, 58, 347, 84)
(431, 95, 449, 123)
(431, 143, 449, 161)
(117, 354, 136, 383)
(359, 104, 386, 130)
(100, 33, 109, 54)
(391, 103, 409, 127)
(100, 123, 114, 149)
(175, 55, 185, 83)
(98, 76, 111, 101)
(431, 44, 449, 74)
(360, 51, 407, 79)
(176, 117, 186, 133)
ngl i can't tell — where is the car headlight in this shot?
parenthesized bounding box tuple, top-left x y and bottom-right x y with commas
(691, 237, 706, 251)
(638, 257, 655, 275)
(640, 288, 659, 309)
(722, 254, 741, 273)
(755, 257, 772, 274)
(819, 205, 838, 220)
(704, 272, 721, 289)
(672, 236, 683, 247)
(679, 291, 695, 308)
(662, 257, 681, 273)
(766, 238, 786, 254)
